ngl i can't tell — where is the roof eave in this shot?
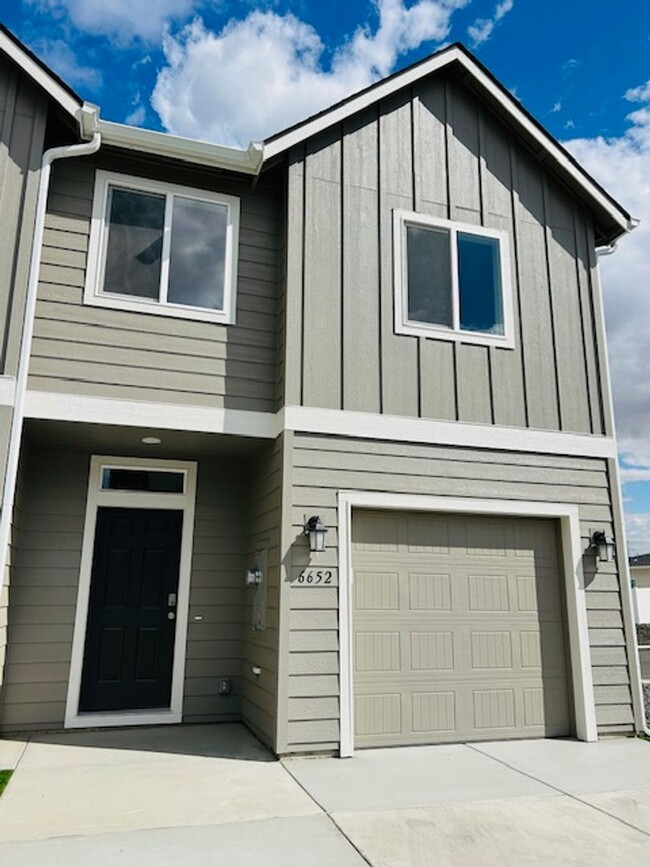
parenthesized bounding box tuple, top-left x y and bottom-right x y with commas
(0, 25, 83, 122)
(261, 44, 631, 244)
(98, 120, 264, 175)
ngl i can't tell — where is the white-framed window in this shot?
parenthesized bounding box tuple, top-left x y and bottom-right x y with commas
(84, 171, 240, 324)
(393, 210, 514, 348)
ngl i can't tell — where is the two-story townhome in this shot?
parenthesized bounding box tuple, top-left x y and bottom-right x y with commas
(0, 23, 645, 756)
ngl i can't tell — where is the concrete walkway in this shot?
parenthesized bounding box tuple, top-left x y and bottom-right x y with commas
(0, 726, 649, 865)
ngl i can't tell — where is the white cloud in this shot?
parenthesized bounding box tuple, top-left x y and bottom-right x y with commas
(26, 0, 199, 43)
(622, 513, 650, 555)
(565, 85, 650, 551)
(620, 468, 650, 484)
(467, 0, 513, 47)
(125, 104, 146, 126)
(152, 0, 469, 147)
(625, 80, 650, 102)
(30, 37, 102, 90)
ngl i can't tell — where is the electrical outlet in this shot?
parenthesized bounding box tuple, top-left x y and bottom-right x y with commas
(218, 677, 232, 695)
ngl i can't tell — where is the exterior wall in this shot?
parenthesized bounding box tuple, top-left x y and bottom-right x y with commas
(29, 154, 281, 412)
(0, 440, 250, 732)
(0, 55, 47, 380)
(277, 433, 634, 754)
(241, 438, 283, 747)
(0, 435, 23, 690)
(283, 70, 609, 436)
(0, 56, 47, 533)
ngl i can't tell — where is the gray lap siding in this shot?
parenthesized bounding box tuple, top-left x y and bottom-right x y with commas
(278, 433, 633, 754)
(30, 156, 282, 412)
(0, 442, 250, 732)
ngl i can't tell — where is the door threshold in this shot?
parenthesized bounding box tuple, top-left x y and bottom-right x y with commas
(64, 709, 182, 730)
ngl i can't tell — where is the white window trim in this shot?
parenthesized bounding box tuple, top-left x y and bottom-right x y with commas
(64, 455, 197, 729)
(84, 170, 240, 325)
(393, 210, 515, 348)
(337, 491, 597, 758)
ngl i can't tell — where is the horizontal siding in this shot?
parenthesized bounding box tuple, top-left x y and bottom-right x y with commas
(182, 459, 248, 724)
(281, 432, 633, 751)
(240, 437, 283, 748)
(30, 158, 281, 411)
(0, 441, 252, 732)
(286, 68, 607, 436)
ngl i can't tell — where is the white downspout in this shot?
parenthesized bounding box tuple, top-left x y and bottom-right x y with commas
(0, 108, 101, 593)
(593, 222, 649, 736)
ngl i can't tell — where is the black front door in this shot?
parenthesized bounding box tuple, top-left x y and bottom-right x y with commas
(79, 507, 183, 713)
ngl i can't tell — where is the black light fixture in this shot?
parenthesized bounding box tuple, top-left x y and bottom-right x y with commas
(591, 530, 615, 563)
(304, 515, 327, 552)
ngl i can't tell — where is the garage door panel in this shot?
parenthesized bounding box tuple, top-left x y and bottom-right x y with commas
(352, 511, 572, 748)
(354, 571, 400, 610)
(408, 572, 452, 610)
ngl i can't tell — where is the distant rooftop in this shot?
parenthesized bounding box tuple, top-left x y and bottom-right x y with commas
(629, 553, 650, 567)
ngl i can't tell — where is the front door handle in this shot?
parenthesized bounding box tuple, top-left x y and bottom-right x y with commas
(168, 593, 177, 608)
(167, 611, 176, 621)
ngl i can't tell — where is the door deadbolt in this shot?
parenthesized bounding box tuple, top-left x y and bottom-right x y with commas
(168, 593, 177, 607)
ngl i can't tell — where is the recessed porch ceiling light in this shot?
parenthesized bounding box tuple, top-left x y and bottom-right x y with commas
(141, 436, 162, 445)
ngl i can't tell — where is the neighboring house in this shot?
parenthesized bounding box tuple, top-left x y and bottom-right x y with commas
(630, 554, 650, 624)
(0, 23, 645, 756)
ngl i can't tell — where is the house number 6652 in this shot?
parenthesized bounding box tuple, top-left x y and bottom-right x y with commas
(294, 569, 333, 585)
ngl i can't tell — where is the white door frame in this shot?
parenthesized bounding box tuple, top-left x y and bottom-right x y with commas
(337, 491, 597, 757)
(64, 455, 197, 729)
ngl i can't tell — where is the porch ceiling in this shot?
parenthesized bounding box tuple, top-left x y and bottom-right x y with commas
(23, 418, 268, 459)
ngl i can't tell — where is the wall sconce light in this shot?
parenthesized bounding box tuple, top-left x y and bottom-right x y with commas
(590, 530, 615, 563)
(245, 568, 262, 587)
(304, 515, 327, 553)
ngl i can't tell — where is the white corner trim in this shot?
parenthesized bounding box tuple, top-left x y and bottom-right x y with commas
(0, 377, 16, 407)
(64, 455, 197, 729)
(24, 391, 280, 438)
(336, 491, 597, 757)
(284, 406, 617, 459)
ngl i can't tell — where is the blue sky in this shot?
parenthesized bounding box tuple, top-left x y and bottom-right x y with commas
(3, 0, 650, 550)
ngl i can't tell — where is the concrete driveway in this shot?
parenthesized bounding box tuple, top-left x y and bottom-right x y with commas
(0, 725, 649, 866)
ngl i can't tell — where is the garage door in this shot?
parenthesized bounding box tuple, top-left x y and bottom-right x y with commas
(352, 511, 572, 748)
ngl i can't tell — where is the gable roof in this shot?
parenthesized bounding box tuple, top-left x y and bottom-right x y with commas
(0, 23, 84, 122)
(630, 553, 650, 567)
(263, 43, 633, 247)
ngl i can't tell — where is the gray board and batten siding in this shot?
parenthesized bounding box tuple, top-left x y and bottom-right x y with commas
(0, 441, 256, 732)
(0, 55, 48, 680)
(283, 69, 610, 436)
(30, 152, 282, 412)
(278, 433, 633, 754)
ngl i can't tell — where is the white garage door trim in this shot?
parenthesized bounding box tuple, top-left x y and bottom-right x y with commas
(337, 492, 597, 758)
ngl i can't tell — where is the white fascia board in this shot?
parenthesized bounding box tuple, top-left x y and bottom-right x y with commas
(0, 29, 82, 120)
(25, 391, 617, 459)
(262, 46, 630, 235)
(25, 391, 280, 439)
(99, 120, 264, 175)
(282, 405, 618, 459)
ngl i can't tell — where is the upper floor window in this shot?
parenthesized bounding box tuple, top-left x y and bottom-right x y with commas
(393, 210, 514, 348)
(84, 171, 240, 324)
